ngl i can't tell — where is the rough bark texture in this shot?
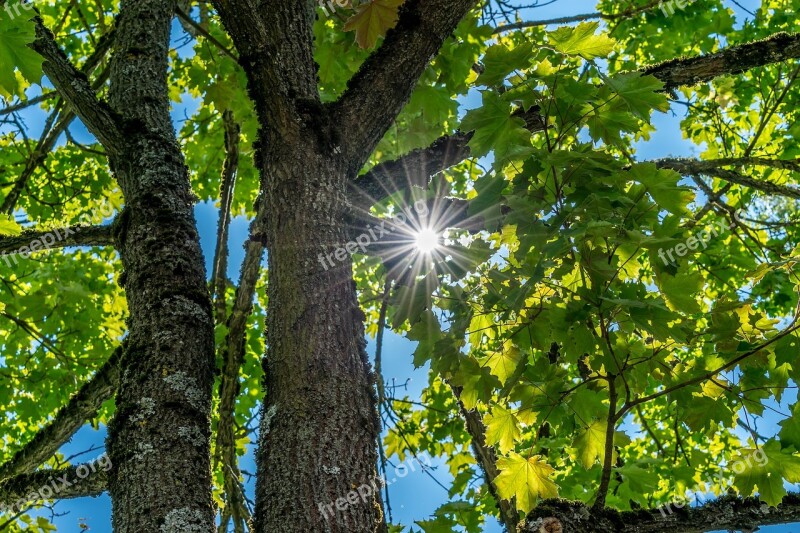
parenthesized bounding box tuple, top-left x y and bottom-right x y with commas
(245, 9, 384, 526)
(241, 5, 480, 530)
(0, 464, 109, 507)
(104, 0, 215, 531)
(643, 32, 800, 91)
(256, 146, 384, 532)
(655, 157, 800, 199)
(0, 223, 114, 257)
(211, 2, 377, 532)
(521, 495, 800, 533)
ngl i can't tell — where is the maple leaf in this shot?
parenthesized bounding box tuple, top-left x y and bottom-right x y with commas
(343, 0, 404, 50)
(495, 453, 559, 512)
(484, 404, 521, 454)
(572, 420, 607, 468)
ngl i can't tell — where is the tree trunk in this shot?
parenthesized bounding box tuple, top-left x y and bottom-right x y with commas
(104, 0, 216, 531)
(254, 140, 383, 532)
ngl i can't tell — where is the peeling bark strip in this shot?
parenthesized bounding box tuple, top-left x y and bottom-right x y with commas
(0, 347, 121, 483)
(644, 32, 800, 92)
(521, 495, 800, 533)
(104, 0, 215, 531)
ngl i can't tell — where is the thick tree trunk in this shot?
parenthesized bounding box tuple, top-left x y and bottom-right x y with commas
(254, 139, 383, 532)
(104, 0, 216, 531)
(209, 3, 477, 531)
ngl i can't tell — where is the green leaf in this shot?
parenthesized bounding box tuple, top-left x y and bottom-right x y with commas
(547, 21, 615, 59)
(0, 215, 22, 236)
(467, 173, 505, 228)
(656, 269, 703, 315)
(495, 453, 559, 512)
(0, 16, 43, 98)
(606, 73, 670, 121)
(584, 100, 640, 145)
(572, 419, 607, 468)
(733, 440, 800, 506)
(484, 404, 520, 454)
(475, 43, 534, 87)
(479, 343, 522, 385)
(628, 163, 695, 216)
(460, 91, 534, 165)
(779, 403, 800, 449)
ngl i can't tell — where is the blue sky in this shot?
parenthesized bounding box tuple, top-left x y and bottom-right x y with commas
(5, 0, 799, 532)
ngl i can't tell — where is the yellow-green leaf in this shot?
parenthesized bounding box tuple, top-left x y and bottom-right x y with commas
(547, 21, 615, 59)
(573, 419, 607, 468)
(0, 215, 22, 236)
(484, 404, 520, 454)
(495, 453, 559, 512)
(480, 344, 522, 385)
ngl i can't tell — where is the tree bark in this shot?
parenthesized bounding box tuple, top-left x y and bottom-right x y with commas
(104, 0, 215, 531)
(255, 153, 384, 533)
(522, 496, 800, 533)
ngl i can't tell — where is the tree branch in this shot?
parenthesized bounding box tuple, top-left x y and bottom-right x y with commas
(522, 495, 800, 533)
(493, 12, 602, 32)
(0, 464, 108, 509)
(655, 157, 800, 199)
(618, 324, 800, 420)
(491, 1, 662, 33)
(1, 105, 75, 214)
(0, 347, 121, 482)
(0, 223, 115, 259)
(175, 6, 238, 61)
(350, 132, 473, 212)
(351, 31, 800, 210)
(450, 384, 519, 532)
(212, 110, 240, 323)
(30, 19, 123, 154)
(3, 29, 113, 214)
(214, 212, 267, 530)
(592, 377, 617, 510)
(332, 0, 479, 171)
(643, 32, 800, 92)
(213, 113, 256, 533)
(0, 92, 57, 117)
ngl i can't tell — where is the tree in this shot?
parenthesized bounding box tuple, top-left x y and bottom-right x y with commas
(1, 0, 800, 532)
